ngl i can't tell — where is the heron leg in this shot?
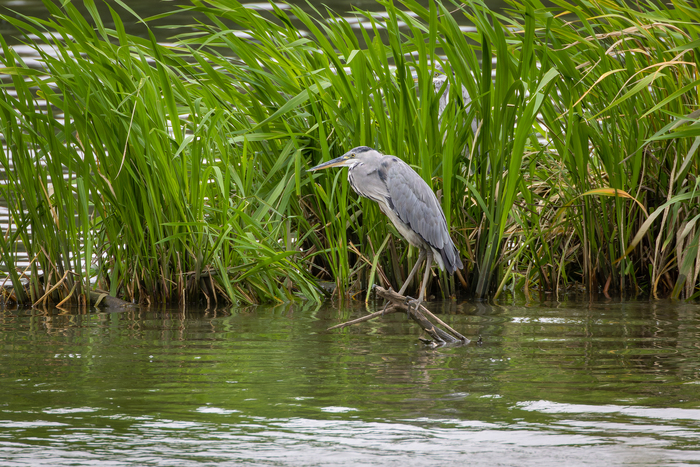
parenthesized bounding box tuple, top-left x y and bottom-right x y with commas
(384, 249, 425, 317)
(408, 250, 433, 316)
(398, 248, 426, 296)
(417, 249, 433, 303)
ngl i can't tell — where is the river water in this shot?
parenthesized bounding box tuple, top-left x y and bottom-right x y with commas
(2, 298, 700, 465)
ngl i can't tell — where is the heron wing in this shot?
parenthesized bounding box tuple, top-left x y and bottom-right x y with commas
(382, 156, 464, 273)
(383, 157, 449, 252)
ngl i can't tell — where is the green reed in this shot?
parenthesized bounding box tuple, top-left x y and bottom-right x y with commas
(0, 0, 321, 305)
(523, 0, 700, 298)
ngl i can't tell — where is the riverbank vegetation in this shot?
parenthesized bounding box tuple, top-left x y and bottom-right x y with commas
(1, 0, 699, 306)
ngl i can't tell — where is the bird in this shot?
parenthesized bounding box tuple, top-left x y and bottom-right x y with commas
(432, 71, 480, 159)
(432, 71, 479, 137)
(307, 146, 463, 307)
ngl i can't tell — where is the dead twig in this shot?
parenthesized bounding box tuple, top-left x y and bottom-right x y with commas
(326, 308, 396, 331)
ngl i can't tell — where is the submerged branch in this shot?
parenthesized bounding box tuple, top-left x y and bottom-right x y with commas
(327, 286, 469, 348)
(88, 291, 135, 309)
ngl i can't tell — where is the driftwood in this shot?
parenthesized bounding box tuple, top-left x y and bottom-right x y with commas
(88, 291, 134, 309)
(327, 286, 469, 348)
(1, 280, 134, 309)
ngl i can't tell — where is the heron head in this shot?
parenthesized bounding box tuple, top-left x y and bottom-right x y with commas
(307, 146, 376, 172)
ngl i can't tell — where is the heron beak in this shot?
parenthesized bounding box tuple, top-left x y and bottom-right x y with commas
(307, 155, 350, 172)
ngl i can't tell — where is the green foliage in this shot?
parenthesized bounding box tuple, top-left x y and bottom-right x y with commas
(0, 0, 320, 305)
(1, 0, 700, 305)
(520, 0, 700, 298)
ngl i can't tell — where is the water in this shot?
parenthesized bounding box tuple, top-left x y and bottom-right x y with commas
(2, 299, 700, 465)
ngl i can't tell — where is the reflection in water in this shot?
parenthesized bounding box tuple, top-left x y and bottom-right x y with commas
(1, 299, 700, 465)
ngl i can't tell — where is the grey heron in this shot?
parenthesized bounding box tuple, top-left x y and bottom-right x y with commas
(308, 146, 463, 306)
(432, 72, 479, 137)
(432, 71, 480, 160)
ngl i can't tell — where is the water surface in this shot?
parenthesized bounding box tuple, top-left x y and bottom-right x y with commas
(2, 299, 700, 465)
